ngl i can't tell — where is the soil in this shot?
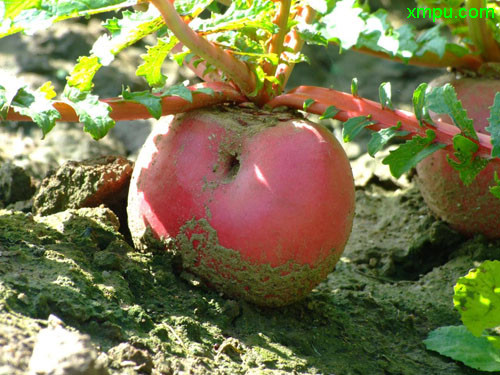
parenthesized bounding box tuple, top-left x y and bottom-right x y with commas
(1, 2, 498, 374)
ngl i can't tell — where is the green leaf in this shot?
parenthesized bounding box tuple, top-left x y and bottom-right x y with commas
(454, 260, 500, 337)
(490, 172, 500, 199)
(412, 83, 431, 126)
(367, 123, 409, 157)
(63, 87, 114, 140)
(193, 87, 215, 96)
(424, 325, 500, 372)
(121, 89, 162, 120)
(174, 0, 215, 17)
(321, 0, 365, 50)
(319, 105, 339, 120)
(426, 84, 478, 140)
(10, 85, 61, 137)
(379, 82, 393, 110)
(382, 129, 446, 178)
(342, 116, 375, 142)
(162, 84, 193, 103)
(137, 36, 179, 88)
(351, 77, 359, 97)
(66, 56, 102, 91)
(1, 0, 137, 37)
(93, 8, 165, 66)
(415, 24, 447, 58)
(303, 98, 315, 111)
(446, 135, 489, 186)
(486, 92, 500, 158)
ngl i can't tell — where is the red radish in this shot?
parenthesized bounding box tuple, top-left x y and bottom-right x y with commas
(127, 105, 355, 306)
(416, 76, 500, 238)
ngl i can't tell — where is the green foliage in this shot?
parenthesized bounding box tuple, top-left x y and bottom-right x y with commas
(367, 123, 409, 157)
(378, 82, 393, 110)
(412, 83, 433, 126)
(425, 84, 478, 140)
(425, 261, 500, 372)
(342, 116, 374, 142)
(382, 129, 446, 178)
(319, 105, 339, 120)
(486, 93, 500, 158)
(446, 135, 489, 186)
(63, 87, 114, 140)
(424, 326, 500, 372)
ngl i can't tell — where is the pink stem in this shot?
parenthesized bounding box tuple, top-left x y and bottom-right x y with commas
(149, 0, 256, 97)
(267, 85, 494, 159)
(6, 82, 247, 122)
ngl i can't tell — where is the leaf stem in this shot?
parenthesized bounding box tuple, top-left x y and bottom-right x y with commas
(277, 5, 316, 90)
(332, 43, 483, 70)
(465, 0, 500, 62)
(267, 86, 494, 159)
(149, 0, 256, 97)
(5, 83, 246, 122)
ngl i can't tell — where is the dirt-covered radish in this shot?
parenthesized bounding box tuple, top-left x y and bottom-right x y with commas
(127, 106, 355, 306)
(416, 76, 500, 238)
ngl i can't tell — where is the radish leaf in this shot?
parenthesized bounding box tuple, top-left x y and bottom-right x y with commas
(342, 116, 375, 142)
(367, 123, 409, 157)
(446, 135, 488, 186)
(382, 129, 446, 178)
(454, 260, 500, 337)
(137, 36, 179, 88)
(426, 84, 478, 140)
(10, 85, 61, 137)
(319, 105, 339, 120)
(63, 87, 114, 140)
(486, 93, 500, 158)
(413, 83, 433, 126)
(303, 99, 315, 111)
(121, 89, 162, 120)
(424, 325, 500, 372)
(491, 172, 500, 199)
(379, 82, 393, 110)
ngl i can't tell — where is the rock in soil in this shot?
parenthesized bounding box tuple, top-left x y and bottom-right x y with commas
(32, 156, 133, 233)
(28, 316, 107, 375)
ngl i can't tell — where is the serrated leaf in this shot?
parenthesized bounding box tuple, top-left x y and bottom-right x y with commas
(321, 0, 365, 50)
(382, 129, 446, 178)
(367, 123, 409, 157)
(66, 56, 102, 92)
(174, 0, 215, 17)
(454, 260, 500, 337)
(319, 105, 339, 120)
(447, 135, 488, 186)
(424, 325, 500, 372)
(379, 82, 393, 110)
(93, 8, 165, 66)
(426, 84, 478, 140)
(121, 89, 162, 119)
(137, 36, 178, 88)
(10, 86, 61, 137)
(416, 24, 447, 58)
(486, 92, 500, 158)
(162, 84, 193, 103)
(303, 99, 315, 111)
(38, 81, 57, 100)
(342, 116, 375, 142)
(1, 0, 137, 37)
(63, 87, 114, 140)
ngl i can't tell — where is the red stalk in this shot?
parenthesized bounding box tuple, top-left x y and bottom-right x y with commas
(267, 86, 494, 159)
(5, 82, 246, 122)
(149, 0, 256, 97)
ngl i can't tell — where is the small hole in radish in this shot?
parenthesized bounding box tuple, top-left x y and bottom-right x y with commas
(226, 155, 240, 178)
